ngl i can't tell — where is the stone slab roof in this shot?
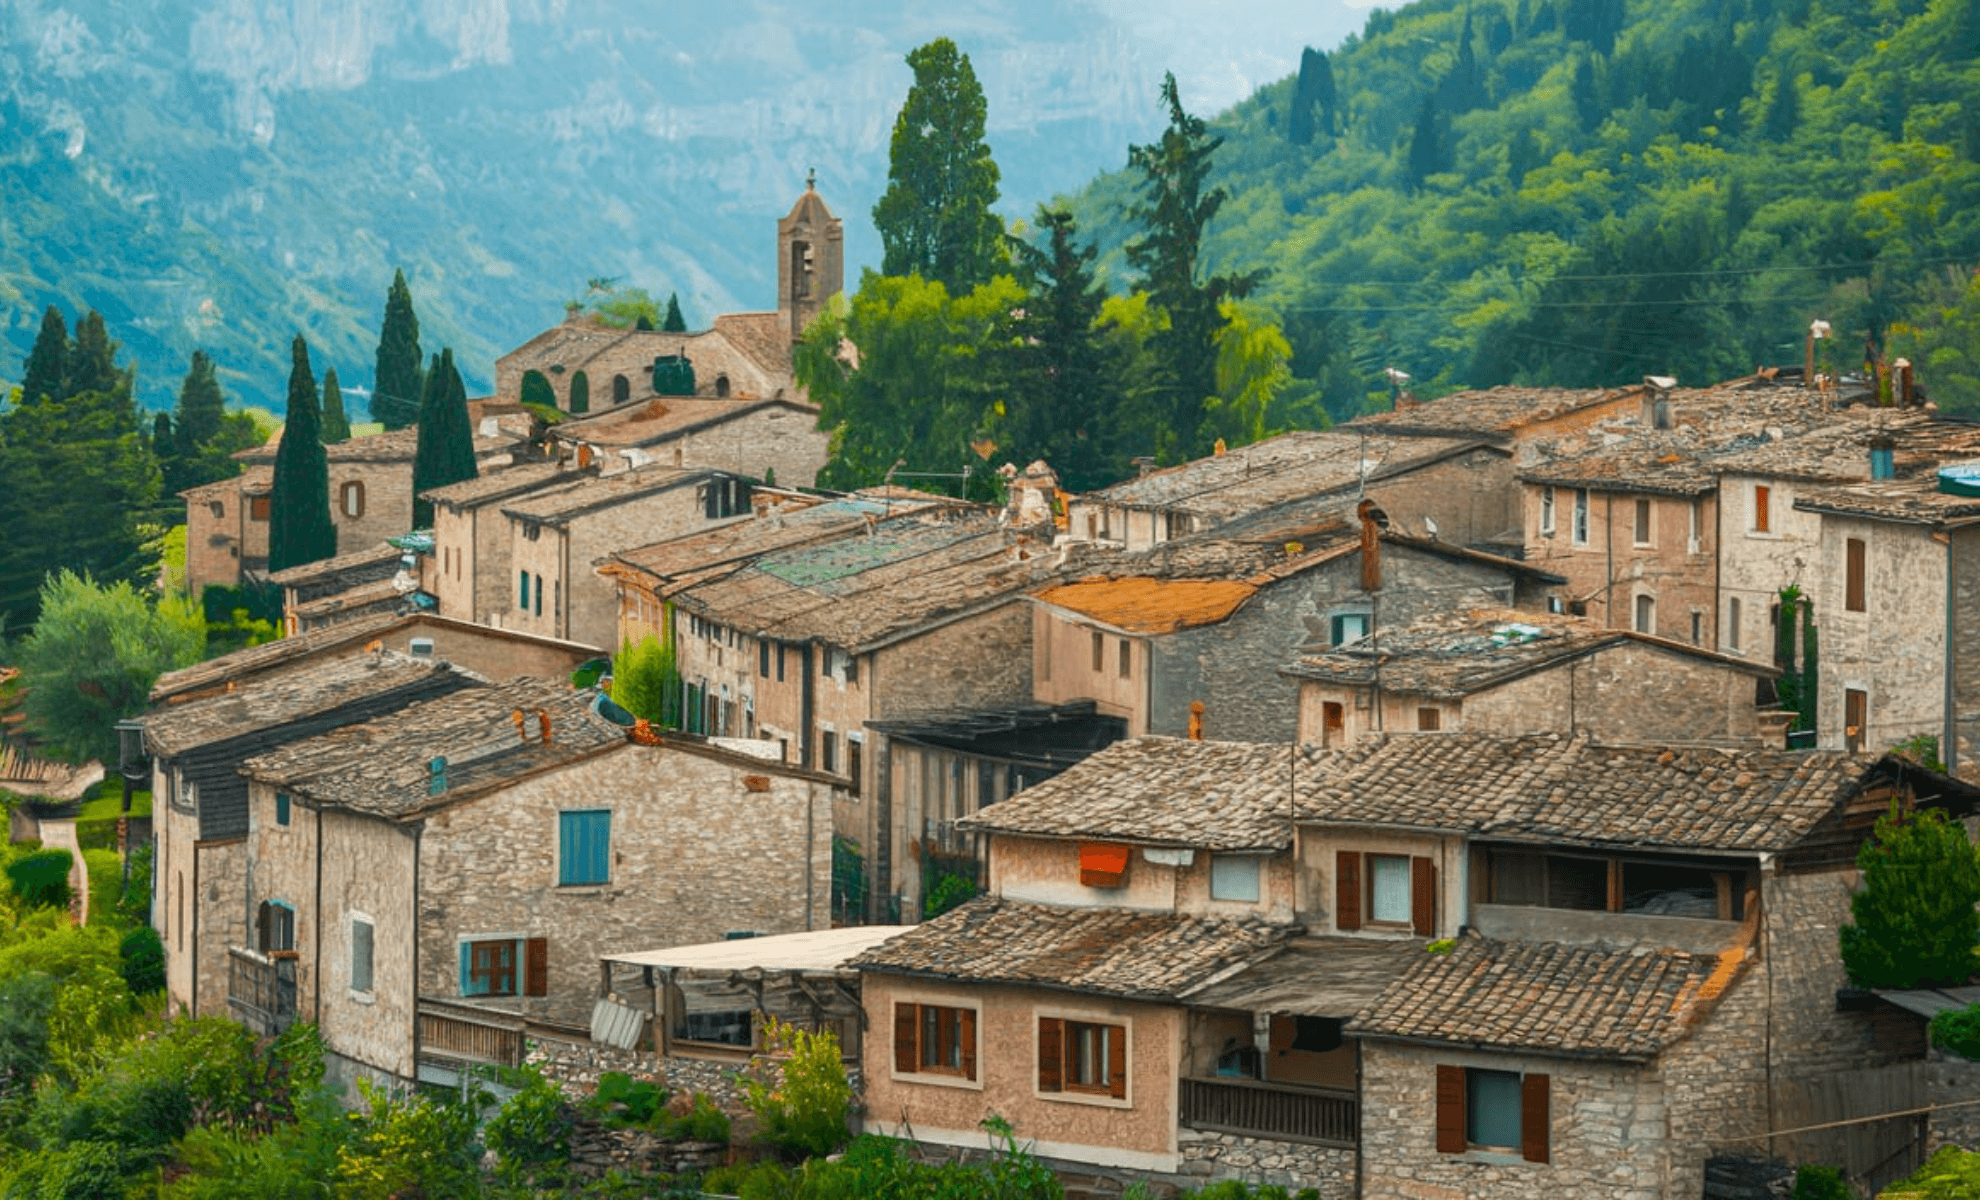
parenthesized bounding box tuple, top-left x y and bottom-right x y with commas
(423, 462, 584, 510)
(500, 464, 712, 526)
(1794, 478, 1980, 525)
(267, 542, 403, 588)
(1348, 937, 1728, 1061)
(1080, 431, 1490, 519)
(850, 897, 1290, 1002)
(608, 498, 907, 588)
(242, 677, 624, 817)
(180, 464, 271, 501)
(1281, 609, 1775, 697)
(239, 426, 524, 466)
(668, 511, 1061, 652)
(957, 737, 1299, 851)
(142, 652, 461, 758)
(555, 397, 816, 448)
(710, 312, 796, 377)
(1183, 935, 1426, 1016)
(290, 578, 413, 622)
(1297, 732, 1870, 853)
(1350, 386, 1630, 440)
(150, 613, 408, 702)
(1712, 410, 1980, 483)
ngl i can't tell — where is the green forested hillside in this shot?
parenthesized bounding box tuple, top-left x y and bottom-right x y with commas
(1066, 0, 1980, 419)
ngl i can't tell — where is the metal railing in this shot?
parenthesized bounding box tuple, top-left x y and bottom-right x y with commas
(227, 946, 297, 1035)
(1179, 1076, 1358, 1147)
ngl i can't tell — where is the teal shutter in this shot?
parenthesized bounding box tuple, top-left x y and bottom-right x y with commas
(560, 811, 611, 886)
(460, 941, 479, 996)
(275, 793, 291, 826)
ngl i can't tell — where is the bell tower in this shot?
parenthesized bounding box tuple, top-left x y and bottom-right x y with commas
(777, 170, 844, 343)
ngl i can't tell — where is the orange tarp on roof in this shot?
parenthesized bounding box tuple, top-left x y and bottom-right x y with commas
(1035, 577, 1259, 634)
(1079, 843, 1130, 875)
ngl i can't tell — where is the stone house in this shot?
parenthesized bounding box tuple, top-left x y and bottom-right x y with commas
(494, 183, 841, 412)
(141, 651, 480, 1018)
(550, 397, 829, 487)
(849, 730, 1976, 1196)
(1064, 431, 1515, 554)
(1282, 608, 1783, 748)
(422, 462, 583, 627)
(499, 465, 754, 648)
(232, 679, 843, 1090)
(182, 465, 273, 600)
(1031, 511, 1561, 743)
(268, 543, 408, 635)
(148, 610, 603, 708)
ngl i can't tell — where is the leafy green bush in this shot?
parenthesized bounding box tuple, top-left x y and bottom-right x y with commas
(120, 840, 152, 924)
(1885, 1145, 1980, 1198)
(739, 1020, 854, 1160)
(1171, 1185, 1321, 1200)
(922, 871, 978, 920)
(1840, 805, 1980, 988)
(1791, 1164, 1852, 1200)
(666, 1091, 729, 1143)
(334, 1078, 481, 1200)
(6, 850, 72, 911)
(116, 927, 164, 996)
(590, 1070, 666, 1126)
(1932, 1003, 1980, 1061)
(82, 850, 120, 926)
(2, 1138, 131, 1200)
(484, 1064, 574, 1186)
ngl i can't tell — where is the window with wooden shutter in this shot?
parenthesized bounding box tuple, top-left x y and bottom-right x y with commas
(894, 1003, 918, 1075)
(1521, 1073, 1551, 1163)
(1412, 856, 1438, 936)
(1106, 1024, 1127, 1099)
(1846, 538, 1866, 612)
(524, 937, 549, 997)
(959, 1009, 978, 1082)
(1037, 1016, 1064, 1091)
(1336, 851, 1362, 931)
(1435, 1064, 1466, 1154)
(558, 810, 611, 886)
(892, 1002, 978, 1081)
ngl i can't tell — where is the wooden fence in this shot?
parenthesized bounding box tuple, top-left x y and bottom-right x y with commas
(1179, 1076, 1358, 1147)
(1772, 1061, 1930, 1195)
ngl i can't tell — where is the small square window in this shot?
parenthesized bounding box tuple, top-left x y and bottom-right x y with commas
(1331, 613, 1370, 645)
(1369, 854, 1411, 923)
(1210, 855, 1260, 902)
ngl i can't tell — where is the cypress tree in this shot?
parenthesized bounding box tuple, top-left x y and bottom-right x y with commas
(663, 293, 687, 332)
(173, 351, 226, 455)
(268, 336, 336, 572)
(412, 347, 478, 528)
(19, 307, 67, 406)
(321, 367, 352, 444)
(66, 311, 122, 407)
(372, 270, 424, 430)
(873, 38, 1006, 291)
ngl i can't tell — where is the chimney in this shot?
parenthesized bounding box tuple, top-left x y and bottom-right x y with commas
(1894, 357, 1915, 406)
(1188, 701, 1205, 741)
(1004, 460, 1059, 528)
(537, 708, 553, 744)
(428, 756, 448, 796)
(1358, 499, 1387, 592)
(1642, 377, 1676, 429)
(1132, 455, 1157, 478)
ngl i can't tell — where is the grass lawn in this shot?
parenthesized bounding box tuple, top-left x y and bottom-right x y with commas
(77, 788, 151, 821)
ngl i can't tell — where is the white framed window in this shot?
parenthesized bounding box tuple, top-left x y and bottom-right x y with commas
(1210, 854, 1261, 902)
(1571, 489, 1590, 546)
(1369, 854, 1412, 924)
(1539, 486, 1555, 535)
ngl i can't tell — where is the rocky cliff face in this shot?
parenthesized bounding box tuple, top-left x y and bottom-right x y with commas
(0, 0, 1331, 413)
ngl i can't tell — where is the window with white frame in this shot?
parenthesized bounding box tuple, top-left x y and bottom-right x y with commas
(1571, 489, 1590, 546)
(1539, 486, 1555, 535)
(1368, 854, 1412, 923)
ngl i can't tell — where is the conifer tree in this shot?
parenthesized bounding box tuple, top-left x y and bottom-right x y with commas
(412, 348, 478, 528)
(1840, 806, 1980, 989)
(321, 367, 351, 444)
(268, 336, 336, 572)
(172, 351, 227, 456)
(66, 311, 122, 403)
(663, 292, 687, 332)
(19, 307, 67, 406)
(372, 270, 424, 430)
(1008, 206, 1116, 491)
(873, 38, 1005, 292)
(1288, 48, 1338, 145)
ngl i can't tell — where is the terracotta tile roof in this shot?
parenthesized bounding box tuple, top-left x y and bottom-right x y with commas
(1793, 477, 1980, 524)
(1034, 577, 1260, 633)
(1348, 937, 1727, 1061)
(1281, 609, 1774, 697)
(238, 426, 524, 466)
(957, 737, 1300, 851)
(267, 542, 403, 588)
(142, 652, 467, 758)
(668, 511, 1062, 652)
(850, 897, 1291, 1001)
(180, 465, 271, 500)
(1350, 386, 1630, 440)
(1296, 732, 1870, 852)
(499, 464, 713, 526)
(423, 462, 584, 510)
(1080, 431, 1493, 519)
(242, 678, 624, 817)
(555, 397, 817, 449)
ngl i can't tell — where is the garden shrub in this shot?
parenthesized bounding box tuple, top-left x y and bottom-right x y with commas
(119, 841, 152, 923)
(6, 850, 72, 911)
(1932, 1003, 1980, 1061)
(1885, 1145, 1980, 1198)
(590, 1070, 666, 1127)
(116, 927, 164, 996)
(1791, 1164, 1852, 1200)
(484, 1064, 575, 1186)
(739, 1019, 854, 1160)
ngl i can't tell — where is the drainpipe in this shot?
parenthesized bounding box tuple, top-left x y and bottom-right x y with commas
(1605, 493, 1616, 628)
(313, 801, 324, 1022)
(1946, 532, 1959, 774)
(410, 822, 423, 1084)
(799, 643, 816, 769)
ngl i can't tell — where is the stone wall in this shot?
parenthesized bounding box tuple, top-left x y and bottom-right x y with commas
(1927, 1055, 1980, 1153)
(1815, 513, 1944, 752)
(330, 460, 414, 556)
(1948, 523, 1980, 773)
(1174, 1129, 1355, 1197)
(1522, 484, 1720, 643)
(1763, 867, 1926, 1079)
(607, 403, 829, 490)
(184, 476, 253, 596)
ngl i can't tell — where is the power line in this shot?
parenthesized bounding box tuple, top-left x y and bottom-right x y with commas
(1264, 252, 1976, 291)
(1279, 292, 1842, 315)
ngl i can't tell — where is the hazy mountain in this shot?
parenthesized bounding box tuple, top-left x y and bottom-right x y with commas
(0, 0, 1358, 414)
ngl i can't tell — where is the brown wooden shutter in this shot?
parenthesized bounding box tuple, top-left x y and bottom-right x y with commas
(1037, 1017, 1064, 1092)
(894, 1003, 919, 1074)
(1521, 1072, 1551, 1163)
(1268, 1015, 1294, 1059)
(1435, 1064, 1467, 1154)
(1412, 856, 1438, 937)
(523, 937, 549, 997)
(1336, 851, 1363, 932)
(959, 1008, 978, 1081)
(1107, 1024, 1128, 1099)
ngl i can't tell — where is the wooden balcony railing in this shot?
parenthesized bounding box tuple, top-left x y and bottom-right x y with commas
(1179, 1076, 1358, 1147)
(418, 1001, 526, 1068)
(227, 947, 297, 1035)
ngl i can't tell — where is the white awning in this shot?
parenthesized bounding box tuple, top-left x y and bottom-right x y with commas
(602, 926, 916, 974)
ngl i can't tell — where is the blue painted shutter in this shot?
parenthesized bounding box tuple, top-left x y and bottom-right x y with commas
(275, 793, 290, 826)
(460, 941, 479, 996)
(519, 571, 529, 609)
(560, 811, 611, 885)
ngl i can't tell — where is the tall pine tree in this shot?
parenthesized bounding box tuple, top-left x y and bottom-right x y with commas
(268, 336, 337, 573)
(321, 366, 352, 444)
(872, 38, 1005, 292)
(372, 270, 424, 430)
(663, 292, 688, 332)
(19, 307, 67, 407)
(1008, 206, 1116, 491)
(412, 348, 479, 528)
(1125, 73, 1263, 459)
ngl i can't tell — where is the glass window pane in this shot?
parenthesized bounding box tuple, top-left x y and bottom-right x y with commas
(1467, 1069, 1523, 1149)
(1622, 862, 1719, 917)
(1211, 855, 1261, 902)
(1370, 855, 1411, 923)
(1547, 856, 1609, 910)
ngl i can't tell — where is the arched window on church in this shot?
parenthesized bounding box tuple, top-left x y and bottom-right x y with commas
(613, 375, 631, 405)
(570, 371, 590, 415)
(791, 240, 813, 301)
(715, 375, 731, 398)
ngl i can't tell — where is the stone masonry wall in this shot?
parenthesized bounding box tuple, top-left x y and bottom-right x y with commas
(1763, 867, 1927, 1080)
(1816, 513, 1945, 752)
(1466, 642, 1768, 745)
(1174, 1129, 1354, 1198)
(1948, 523, 1980, 773)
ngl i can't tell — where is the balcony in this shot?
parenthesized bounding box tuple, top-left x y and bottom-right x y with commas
(227, 947, 297, 1036)
(418, 999, 526, 1068)
(1179, 1076, 1358, 1147)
